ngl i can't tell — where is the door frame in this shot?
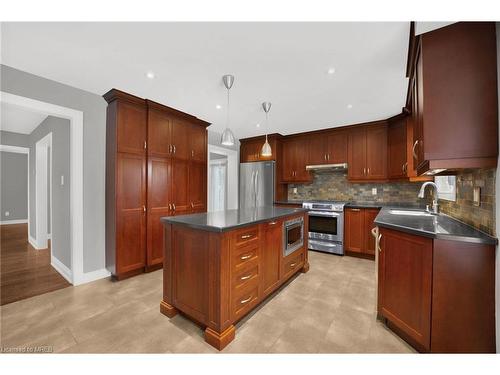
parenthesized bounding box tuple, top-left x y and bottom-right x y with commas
(34, 132, 52, 251)
(1, 91, 84, 285)
(207, 144, 238, 210)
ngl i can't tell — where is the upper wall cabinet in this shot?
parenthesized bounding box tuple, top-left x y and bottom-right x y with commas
(408, 22, 498, 175)
(282, 137, 311, 183)
(347, 123, 388, 181)
(308, 130, 347, 166)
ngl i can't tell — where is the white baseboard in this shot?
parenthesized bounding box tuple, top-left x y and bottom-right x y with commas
(74, 268, 111, 286)
(28, 235, 43, 250)
(0, 219, 28, 225)
(51, 255, 73, 284)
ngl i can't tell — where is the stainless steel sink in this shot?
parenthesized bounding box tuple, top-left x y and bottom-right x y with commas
(389, 209, 436, 217)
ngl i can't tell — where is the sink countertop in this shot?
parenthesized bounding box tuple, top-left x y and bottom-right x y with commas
(374, 207, 497, 245)
(346, 202, 425, 209)
(161, 206, 307, 232)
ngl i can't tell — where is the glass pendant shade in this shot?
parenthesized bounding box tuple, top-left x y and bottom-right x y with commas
(221, 127, 236, 146)
(261, 101, 272, 157)
(261, 135, 272, 157)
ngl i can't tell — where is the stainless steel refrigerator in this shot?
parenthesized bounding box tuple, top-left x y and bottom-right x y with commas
(239, 161, 275, 209)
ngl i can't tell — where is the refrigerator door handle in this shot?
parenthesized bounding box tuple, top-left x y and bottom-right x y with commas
(254, 170, 259, 207)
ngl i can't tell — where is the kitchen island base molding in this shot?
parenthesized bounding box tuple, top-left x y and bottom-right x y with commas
(159, 300, 178, 318)
(205, 326, 236, 351)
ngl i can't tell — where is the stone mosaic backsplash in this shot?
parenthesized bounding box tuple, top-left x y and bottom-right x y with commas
(438, 169, 496, 236)
(288, 168, 496, 236)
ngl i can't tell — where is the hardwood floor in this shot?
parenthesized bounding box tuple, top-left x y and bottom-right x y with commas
(0, 224, 70, 306)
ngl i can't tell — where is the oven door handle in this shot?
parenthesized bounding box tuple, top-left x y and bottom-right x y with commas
(308, 211, 341, 217)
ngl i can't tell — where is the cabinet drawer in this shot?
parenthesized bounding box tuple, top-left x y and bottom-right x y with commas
(233, 226, 259, 248)
(231, 261, 259, 291)
(282, 250, 304, 279)
(232, 284, 259, 320)
(233, 245, 259, 269)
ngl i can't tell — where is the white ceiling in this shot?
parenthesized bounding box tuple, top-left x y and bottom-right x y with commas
(0, 102, 48, 134)
(1, 22, 410, 139)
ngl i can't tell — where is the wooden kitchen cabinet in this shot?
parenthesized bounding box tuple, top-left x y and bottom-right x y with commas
(407, 22, 498, 175)
(344, 207, 380, 258)
(104, 89, 210, 279)
(387, 116, 407, 179)
(378, 228, 433, 351)
(282, 137, 311, 183)
(240, 140, 262, 162)
(261, 219, 283, 296)
(347, 123, 387, 181)
(377, 227, 495, 353)
(307, 130, 348, 166)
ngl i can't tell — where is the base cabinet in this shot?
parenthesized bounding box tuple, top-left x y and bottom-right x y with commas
(161, 213, 309, 350)
(378, 227, 496, 353)
(344, 208, 380, 258)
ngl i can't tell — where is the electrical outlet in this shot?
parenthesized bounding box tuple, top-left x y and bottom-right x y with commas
(293, 187, 298, 194)
(5, 211, 10, 217)
(473, 187, 481, 206)
(372, 188, 377, 195)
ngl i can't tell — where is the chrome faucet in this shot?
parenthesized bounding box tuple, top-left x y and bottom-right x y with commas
(418, 181, 439, 214)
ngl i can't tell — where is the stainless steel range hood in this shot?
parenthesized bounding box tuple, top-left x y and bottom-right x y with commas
(305, 163, 348, 171)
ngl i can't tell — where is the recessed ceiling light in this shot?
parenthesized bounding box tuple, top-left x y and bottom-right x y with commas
(347, 104, 353, 109)
(256, 123, 260, 128)
(327, 67, 336, 75)
(216, 104, 222, 110)
(146, 71, 155, 79)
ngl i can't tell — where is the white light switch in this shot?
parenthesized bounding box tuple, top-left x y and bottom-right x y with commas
(61, 175, 64, 186)
(293, 187, 298, 194)
(5, 211, 10, 217)
(372, 188, 377, 195)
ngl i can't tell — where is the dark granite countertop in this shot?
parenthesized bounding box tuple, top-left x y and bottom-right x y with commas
(274, 200, 304, 205)
(374, 207, 497, 245)
(161, 206, 307, 232)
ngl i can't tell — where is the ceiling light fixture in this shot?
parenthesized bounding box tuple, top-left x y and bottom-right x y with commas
(261, 102, 272, 157)
(146, 71, 155, 79)
(347, 104, 353, 109)
(220, 74, 236, 146)
(256, 123, 260, 128)
(216, 104, 222, 109)
(327, 67, 336, 75)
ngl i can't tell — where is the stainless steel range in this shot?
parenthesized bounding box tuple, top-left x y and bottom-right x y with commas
(302, 201, 347, 255)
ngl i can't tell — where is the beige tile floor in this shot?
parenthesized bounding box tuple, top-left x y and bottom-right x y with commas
(0, 251, 415, 353)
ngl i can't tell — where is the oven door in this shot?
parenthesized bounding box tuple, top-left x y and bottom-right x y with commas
(308, 211, 343, 242)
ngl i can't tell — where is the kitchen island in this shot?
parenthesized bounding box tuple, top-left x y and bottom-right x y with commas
(159, 206, 309, 350)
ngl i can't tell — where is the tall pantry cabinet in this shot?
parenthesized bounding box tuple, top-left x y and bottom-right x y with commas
(104, 89, 210, 280)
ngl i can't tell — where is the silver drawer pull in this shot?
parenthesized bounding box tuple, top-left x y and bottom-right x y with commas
(240, 254, 252, 260)
(241, 234, 252, 239)
(269, 221, 277, 225)
(240, 274, 252, 281)
(290, 262, 297, 268)
(240, 296, 253, 304)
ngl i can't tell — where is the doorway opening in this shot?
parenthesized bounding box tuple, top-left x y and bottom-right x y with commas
(207, 144, 238, 212)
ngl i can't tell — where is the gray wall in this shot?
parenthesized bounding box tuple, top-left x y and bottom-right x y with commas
(0, 151, 28, 221)
(1, 64, 107, 273)
(28, 116, 71, 268)
(0, 130, 30, 147)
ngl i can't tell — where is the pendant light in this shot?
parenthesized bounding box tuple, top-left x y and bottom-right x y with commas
(220, 74, 236, 146)
(261, 101, 272, 157)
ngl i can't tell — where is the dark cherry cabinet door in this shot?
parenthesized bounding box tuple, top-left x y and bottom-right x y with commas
(117, 101, 147, 155)
(414, 46, 425, 168)
(189, 162, 207, 213)
(171, 118, 190, 160)
(190, 124, 207, 162)
(378, 228, 432, 351)
(294, 137, 310, 182)
(281, 139, 296, 182)
(308, 135, 327, 165)
(366, 124, 387, 180)
(363, 209, 380, 255)
(116, 152, 146, 273)
(170, 158, 191, 215)
(240, 141, 260, 162)
(344, 208, 364, 253)
(262, 220, 282, 295)
(347, 129, 367, 180)
(326, 131, 348, 164)
(147, 108, 172, 158)
(388, 119, 407, 179)
(147, 157, 171, 268)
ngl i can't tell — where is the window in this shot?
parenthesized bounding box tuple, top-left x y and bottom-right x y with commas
(435, 176, 456, 202)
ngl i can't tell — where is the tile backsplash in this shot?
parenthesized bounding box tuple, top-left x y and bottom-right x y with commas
(288, 170, 425, 204)
(438, 169, 496, 236)
(288, 168, 496, 236)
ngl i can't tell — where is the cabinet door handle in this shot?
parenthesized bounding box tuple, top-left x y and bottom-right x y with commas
(269, 221, 277, 225)
(173, 145, 176, 154)
(367, 167, 370, 175)
(143, 205, 146, 213)
(168, 203, 172, 211)
(412, 140, 419, 160)
(378, 234, 382, 253)
(240, 296, 253, 305)
(191, 150, 194, 157)
(240, 253, 252, 260)
(172, 203, 176, 211)
(324, 154, 327, 161)
(327, 154, 330, 161)
(144, 140, 147, 150)
(363, 167, 366, 175)
(241, 234, 252, 239)
(290, 262, 297, 268)
(350, 208, 361, 212)
(191, 202, 194, 209)
(240, 274, 253, 281)
(168, 144, 172, 153)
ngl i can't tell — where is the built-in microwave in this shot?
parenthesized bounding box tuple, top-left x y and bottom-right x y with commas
(283, 216, 304, 257)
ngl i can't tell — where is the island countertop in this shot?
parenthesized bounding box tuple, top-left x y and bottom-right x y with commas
(161, 206, 307, 232)
(374, 207, 497, 245)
